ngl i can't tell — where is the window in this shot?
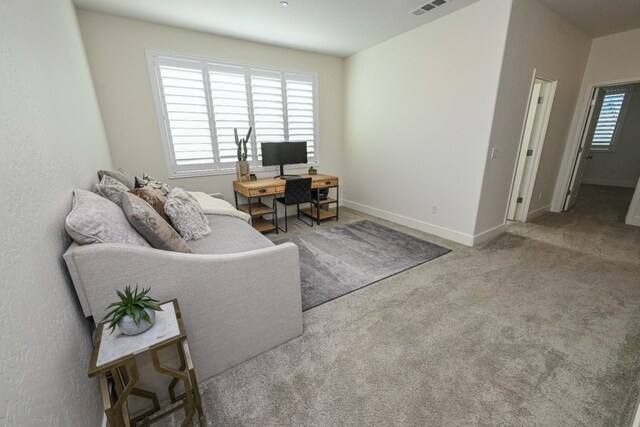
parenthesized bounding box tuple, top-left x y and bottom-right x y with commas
(147, 51, 318, 177)
(591, 86, 631, 152)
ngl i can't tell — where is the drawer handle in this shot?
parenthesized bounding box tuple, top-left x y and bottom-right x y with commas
(259, 189, 267, 193)
(325, 181, 331, 185)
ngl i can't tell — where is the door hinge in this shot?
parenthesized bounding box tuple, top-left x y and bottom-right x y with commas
(567, 190, 572, 196)
(526, 149, 533, 157)
(538, 96, 544, 104)
(516, 197, 523, 203)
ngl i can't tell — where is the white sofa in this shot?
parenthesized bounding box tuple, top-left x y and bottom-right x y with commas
(64, 213, 303, 399)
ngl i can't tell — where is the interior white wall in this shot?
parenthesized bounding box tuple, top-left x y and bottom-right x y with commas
(76, 10, 344, 203)
(343, 0, 512, 246)
(0, 1, 112, 425)
(553, 28, 640, 211)
(583, 83, 640, 188)
(474, 0, 591, 234)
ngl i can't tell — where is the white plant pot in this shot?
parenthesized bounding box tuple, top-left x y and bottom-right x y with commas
(117, 309, 156, 336)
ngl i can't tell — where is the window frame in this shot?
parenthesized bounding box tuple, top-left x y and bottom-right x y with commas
(590, 85, 633, 154)
(146, 49, 320, 178)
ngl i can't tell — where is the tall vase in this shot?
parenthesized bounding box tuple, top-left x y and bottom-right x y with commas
(236, 161, 250, 181)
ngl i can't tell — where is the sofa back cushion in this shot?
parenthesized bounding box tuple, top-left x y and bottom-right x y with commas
(65, 189, 150, 247)
(122, 192, 191, 253)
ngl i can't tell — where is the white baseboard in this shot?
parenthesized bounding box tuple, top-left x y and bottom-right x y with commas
(102, 413, 107, 427)
(471, 224, 506, 246)
(633, 396, 640, 427)
(581, 178, 637, 188)
(525, 204, 551, 222)
(342, 199, 475, 246)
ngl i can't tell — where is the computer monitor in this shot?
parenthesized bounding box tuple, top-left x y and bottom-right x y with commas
(261, 141, 308, 177)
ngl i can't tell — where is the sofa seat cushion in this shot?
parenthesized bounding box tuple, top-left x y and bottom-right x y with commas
(187, 215, 273, 255)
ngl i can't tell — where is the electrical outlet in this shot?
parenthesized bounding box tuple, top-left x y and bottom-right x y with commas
(432, 205, 438, 214)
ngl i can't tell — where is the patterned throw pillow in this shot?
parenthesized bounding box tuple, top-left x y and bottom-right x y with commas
(135, 173, 171, 196)
(65, 189, 150, 246)
(121, 193, 192, 253)
(129, 187, 170, 223)
(164, 188, 211, 241)
(95, 175, 129, 207)
(97, 168, 135, 190)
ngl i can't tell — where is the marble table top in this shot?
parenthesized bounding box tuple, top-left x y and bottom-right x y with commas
(96, 302, 180, 368)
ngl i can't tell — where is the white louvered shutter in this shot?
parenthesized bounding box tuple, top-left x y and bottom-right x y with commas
(250, 70, 286, 162)
(592, 88, 627, 149)
(285, 73, 317, 163)
(157, 59, 215, 170)
(209, 64, 252, 165)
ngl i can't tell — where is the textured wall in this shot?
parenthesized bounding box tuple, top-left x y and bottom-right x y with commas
(0, 1, 112, 425)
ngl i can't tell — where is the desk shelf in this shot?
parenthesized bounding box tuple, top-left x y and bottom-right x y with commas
(238, 203, 274, 217)
(252, 217, 277, 233)
(300, 206, 337, 221)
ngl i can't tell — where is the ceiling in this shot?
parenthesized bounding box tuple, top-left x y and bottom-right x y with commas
(536, 0, 640, 38)
(73, 0, 479, 57)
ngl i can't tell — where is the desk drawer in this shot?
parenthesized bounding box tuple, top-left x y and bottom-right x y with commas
(313, 179, 338, 188)
(248, 185, 285, 197)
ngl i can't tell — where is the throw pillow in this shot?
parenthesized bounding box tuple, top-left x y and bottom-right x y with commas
(97, 168, 135, 189)
(135, 173, 171, 196)
(65, 189, 150, 247)
(121, 193, 192, 253)
(164, 187, 211, 241)
(95, 175, 129, 207)
(129, 187, 170, 223)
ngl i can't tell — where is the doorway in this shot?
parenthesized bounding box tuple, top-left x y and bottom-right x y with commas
(508, 77, 556, 222)
(561, 80, 640, 225)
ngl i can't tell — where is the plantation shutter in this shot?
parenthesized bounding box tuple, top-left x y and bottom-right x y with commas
(285, 73, 316, 162)
(592, 88, 627, 149)
(250, 70, 286, 162)
(149, 52, 319, 176)
(157, 58, 216, 171)
(208, 64, 252, 165)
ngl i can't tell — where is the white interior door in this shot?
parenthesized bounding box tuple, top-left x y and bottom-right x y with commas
(564, 88, 606, 210)
(508, 81, 542, 220)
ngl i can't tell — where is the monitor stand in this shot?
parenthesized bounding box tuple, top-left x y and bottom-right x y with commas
(274, 164, 301, 179)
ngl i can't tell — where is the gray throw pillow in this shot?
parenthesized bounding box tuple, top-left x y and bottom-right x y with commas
(65, 189, 150, 246)
(164, 188, 211, 241)
(97, 168, 135, 189)
(95, 175, 129, 206)
(122, 193, 192, 253)
(135, 173, 172, 196)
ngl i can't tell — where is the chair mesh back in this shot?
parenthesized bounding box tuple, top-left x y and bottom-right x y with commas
(284, 177, 312, 204)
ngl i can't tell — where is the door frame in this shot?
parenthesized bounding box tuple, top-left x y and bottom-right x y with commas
(506, 72, 557, 222)
(552, 75, 640, 212)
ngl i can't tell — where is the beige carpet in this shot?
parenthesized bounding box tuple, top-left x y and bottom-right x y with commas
(161, 184, 640, 426)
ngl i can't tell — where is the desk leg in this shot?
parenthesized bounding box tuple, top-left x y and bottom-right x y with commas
(336, 185, 339, 222)
(234, 191, 239, 209)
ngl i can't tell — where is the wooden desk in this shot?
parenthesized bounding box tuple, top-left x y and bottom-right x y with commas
(233, 174, 339, 233)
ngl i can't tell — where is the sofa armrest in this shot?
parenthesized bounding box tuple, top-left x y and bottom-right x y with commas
(63, 242, 302, 378)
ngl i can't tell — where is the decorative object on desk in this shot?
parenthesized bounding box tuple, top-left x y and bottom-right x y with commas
(250, 173, 257, 181)
(308, 166, 317, 175)
(235, 127, 253, 182)
(101, 285, 163, 335)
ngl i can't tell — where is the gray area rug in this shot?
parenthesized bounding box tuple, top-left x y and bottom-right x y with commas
(275, 220, 451, 310)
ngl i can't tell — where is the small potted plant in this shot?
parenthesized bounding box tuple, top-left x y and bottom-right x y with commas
(234, 127, 252, 181)
(102, 285, 163, 335)
(308, 166, 317, 175)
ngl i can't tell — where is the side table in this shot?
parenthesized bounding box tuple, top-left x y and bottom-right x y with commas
(88, 299, 205, 426)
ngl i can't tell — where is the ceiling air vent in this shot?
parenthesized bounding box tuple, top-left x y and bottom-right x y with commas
(411, 0, 448, 16)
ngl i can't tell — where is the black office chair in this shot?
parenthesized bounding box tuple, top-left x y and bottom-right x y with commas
(274, 177, 313, 232)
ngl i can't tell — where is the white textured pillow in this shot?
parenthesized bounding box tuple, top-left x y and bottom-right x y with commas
(65, 189, 151, 246)
(95, 175, 129, 206)
(164, 188, 211, 241)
